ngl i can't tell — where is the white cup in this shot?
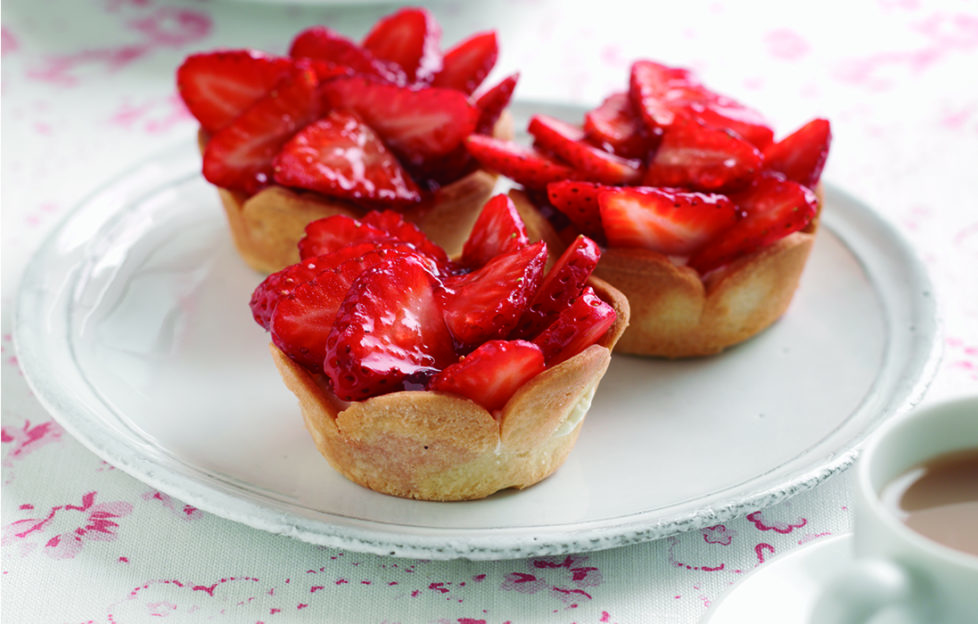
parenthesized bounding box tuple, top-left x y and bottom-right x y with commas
(811, 395, 978, 623)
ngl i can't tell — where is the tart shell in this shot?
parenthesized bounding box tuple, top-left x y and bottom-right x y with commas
(593, 191, 822, 358)
(270, 276, 629, 501)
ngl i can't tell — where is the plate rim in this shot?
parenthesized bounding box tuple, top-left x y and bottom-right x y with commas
(12, 101, 943, 560)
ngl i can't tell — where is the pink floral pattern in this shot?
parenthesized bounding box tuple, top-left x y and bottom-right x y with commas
(2, 491, 132, 559)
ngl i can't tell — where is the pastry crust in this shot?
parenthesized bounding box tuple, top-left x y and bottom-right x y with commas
(270, 276, 630, 501)
(593, 193, 822, 357)
(206, 112, 513, 274)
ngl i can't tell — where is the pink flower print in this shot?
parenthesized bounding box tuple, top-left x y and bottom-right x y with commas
(501, 555, 602, 606)
(128, 8, 211, 47)
(702, 524, 736, 546)
(746, 509, 807, 534)
(2, 491, 132, 559)
(765, 28, 810, 61)
(1, 419, 64, 477)
(142, 490, 203, 521)
(1, 26, 18, 56)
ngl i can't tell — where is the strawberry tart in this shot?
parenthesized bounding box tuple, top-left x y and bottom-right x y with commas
(177, 8, 517, 274)
(466, 60, 831, 357)
(251, 194, 628, 500)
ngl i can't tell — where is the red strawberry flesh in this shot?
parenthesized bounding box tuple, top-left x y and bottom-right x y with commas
(432, 31, 498, 95)
(532, 286, 617, 366)
(688, 173, 818, 273)
(465, 135, 579, 190)
(527, 114, 642, 185)
(361, 7, 442, 84)
(272, 110, 421, 204)
(460, 193, 530, 268)
(177, 50, 295, 134)
(443, 242, 547, 350)
(763, 118, 832, 188)
(324, 255, 456, 400)
(429, 340, 546, 413)
(599, 187, 739, 256)
(202, 64, 319, 194)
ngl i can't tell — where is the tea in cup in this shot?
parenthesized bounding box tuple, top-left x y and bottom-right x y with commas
(811, 395, 978, 623)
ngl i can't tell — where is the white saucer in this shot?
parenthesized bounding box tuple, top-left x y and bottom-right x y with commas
(701, 534, 854, 623)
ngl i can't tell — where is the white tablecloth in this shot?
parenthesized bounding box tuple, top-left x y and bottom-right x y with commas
(3, 1, 976, 622)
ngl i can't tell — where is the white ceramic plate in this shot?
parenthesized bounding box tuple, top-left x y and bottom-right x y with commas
(700, 535, 854, 623)
(14, 102, 941, 560)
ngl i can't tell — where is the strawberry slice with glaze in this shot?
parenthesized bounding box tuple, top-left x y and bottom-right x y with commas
(546, 181, 611, 241)
(250, 253, 341, 329)
(599, 187, 739, 256)
(629, 60, 773, 149)
(324, 255, 456, 400)
(629, 60, 696, 130)
(443, 242, 547, 350)
(584, 91, 653, 160)
(272, 110, 421, 204)
(432, 31, 498, 95)
(763, 118, 832, 189)
(176, 50, 295, 134)
(473, 72, 519, 134)
(288, 26, 405, 84)
(688, 172, 819, 273)
(460, 194, 530, 268)
(298, 212, 448, 272)
(361, 210, 452, 271)
(271, 246, 421, 369)
(319, 76, 478, 167)
(532, 286, 617, 366)
(643, 115, 763, 191)
(465, 135, 579, 190)
(362, 7, 442, 84)
(299, 215, 389, 259)
(429, 340, 546, 413)
(528, 114, 643, 185)
(518, 235, 601, 338)
(202, 64, 319, 194)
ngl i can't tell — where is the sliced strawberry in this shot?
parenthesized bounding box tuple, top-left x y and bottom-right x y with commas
(443, 242, 547, 350)
(270, 246, 418, 369)
(409, 72, 519, 188)
(362, 7, 442, 84)
(432, 31, 498, 95)
(250, 253, 340, 329)
(599, 187, 738, 255)
(299, 215, 389, 259)
(518, 235, 601, 338)
(528, 114, 643, 185)
(288, 26, 405, 84)
(176, 50, 295, 134)
(546, 181, 610, 241)
(298, 213, 446, 272)
(689, 93, 775, 150)
(272, 110, 421, 204)
(629, 59, 696, 130)
(362, 210, 451, 271)
(466, 135, 579, 190)
(629, 60, 773, 149)
(319, 77, 478, 167)
(763, 118, 832, 189)
(532, 286, 617, 366)
(584, 91, 653, 160)
(324, 255, 456, 400)
(643, 115, 763, 191)
(473, 72, 519, 135)
(460, 194, 530, 268)
(429, 340, 546, 413)
(688, 173, 819, 273)
(202, 64, 319, 194)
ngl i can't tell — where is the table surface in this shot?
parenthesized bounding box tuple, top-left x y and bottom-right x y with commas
(2, 1, 976, 622)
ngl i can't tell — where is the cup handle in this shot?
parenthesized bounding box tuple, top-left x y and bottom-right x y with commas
(809, 558, 931, 623)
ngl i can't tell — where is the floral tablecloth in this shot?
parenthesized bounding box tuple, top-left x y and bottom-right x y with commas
(2, 1, 976, 622)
